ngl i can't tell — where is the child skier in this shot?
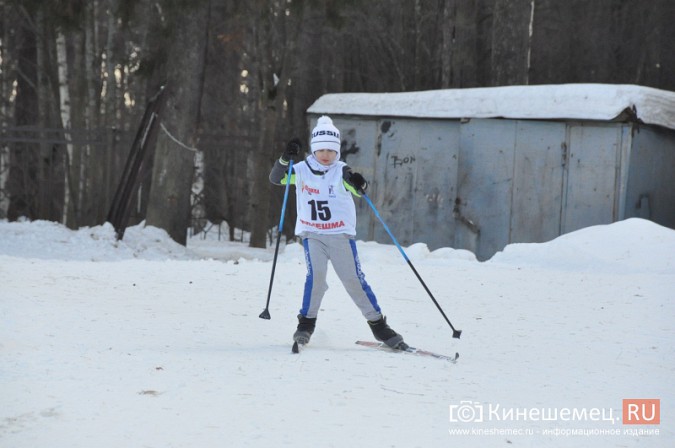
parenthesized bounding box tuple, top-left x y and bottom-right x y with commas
(269, 115, 408, 350)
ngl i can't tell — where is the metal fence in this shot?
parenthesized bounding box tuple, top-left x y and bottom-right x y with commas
(0, 126, 135, 226)
(0, 124, 258, 242)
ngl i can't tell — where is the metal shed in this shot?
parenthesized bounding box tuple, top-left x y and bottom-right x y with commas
(307, 84, 675, 260)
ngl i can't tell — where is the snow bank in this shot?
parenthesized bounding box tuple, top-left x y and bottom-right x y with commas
(490, 218, 675, 274)
(2, 218, 673, 274)
(0, 220, 195, 261)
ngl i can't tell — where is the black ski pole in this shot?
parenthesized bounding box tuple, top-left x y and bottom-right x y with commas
(259, 159, 294, 320)
(362, 192, 462, 339)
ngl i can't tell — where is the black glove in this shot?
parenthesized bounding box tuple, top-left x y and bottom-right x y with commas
(282, 138, 302, 162)
(347, 171, 368, 192)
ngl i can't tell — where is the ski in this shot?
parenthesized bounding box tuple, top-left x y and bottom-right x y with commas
(355, 340, 459, 362)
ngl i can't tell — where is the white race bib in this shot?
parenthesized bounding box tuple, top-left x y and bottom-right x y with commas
(293, 161, 356, 235)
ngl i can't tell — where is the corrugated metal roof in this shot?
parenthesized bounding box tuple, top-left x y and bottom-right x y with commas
(307, 84, 675, 131)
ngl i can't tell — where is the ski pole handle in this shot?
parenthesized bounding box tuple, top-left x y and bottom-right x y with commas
(277, 160, 294, 229)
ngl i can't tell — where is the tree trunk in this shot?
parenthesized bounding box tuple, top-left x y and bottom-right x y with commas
(55, 31, 75, 225)
(246, 3, 277, 249)
(0, 2, 13, 217)
(103, 0, 118, 126)
(7, 12, 39, 221)
(440, 0, 453, 88)
(246, 0, 303, 248)
(491, 0, 533, 86)
(145, 0, 210, 245)
(447, 0, 494, 88)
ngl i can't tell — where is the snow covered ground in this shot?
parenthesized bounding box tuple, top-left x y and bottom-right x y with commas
(1, 218, 673, 447)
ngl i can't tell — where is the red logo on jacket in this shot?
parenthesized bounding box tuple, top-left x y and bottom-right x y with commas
(301, 182, 320, 195)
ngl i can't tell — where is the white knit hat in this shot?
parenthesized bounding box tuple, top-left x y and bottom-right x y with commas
(310, 115, 341, 158)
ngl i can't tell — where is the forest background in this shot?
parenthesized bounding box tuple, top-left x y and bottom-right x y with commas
(0, 0, 673, 247)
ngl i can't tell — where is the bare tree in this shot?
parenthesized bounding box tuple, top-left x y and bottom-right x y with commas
(2, 0, 674, 232)
(245, 0, 303, 248)
(144, 0, 210, 245)
(6, 6, 40, 221)
(491, 0, 533, 85)
(528, 0, 675, 90)
(199, 0, 254, 240)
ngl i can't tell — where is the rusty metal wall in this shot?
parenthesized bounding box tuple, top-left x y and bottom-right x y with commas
(376, 119, 460, 249)
(309, 114, 675, 260)
(624, 126, 675, 229)
(510, 120, 567, 244)
(562, 123, 627, 235)
(316, 116, 460, 249)
(328, 117, 378, 239)
(454, 119, 516, 259)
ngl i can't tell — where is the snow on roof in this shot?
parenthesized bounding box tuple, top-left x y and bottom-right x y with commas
(307, 84, 675, 131)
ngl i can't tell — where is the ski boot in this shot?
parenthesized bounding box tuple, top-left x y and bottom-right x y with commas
(293, 314, 317, 346)
(368, 316, 409, 350)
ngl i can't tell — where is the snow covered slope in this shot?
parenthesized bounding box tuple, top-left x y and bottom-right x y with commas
(1, 218, 672, 447)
